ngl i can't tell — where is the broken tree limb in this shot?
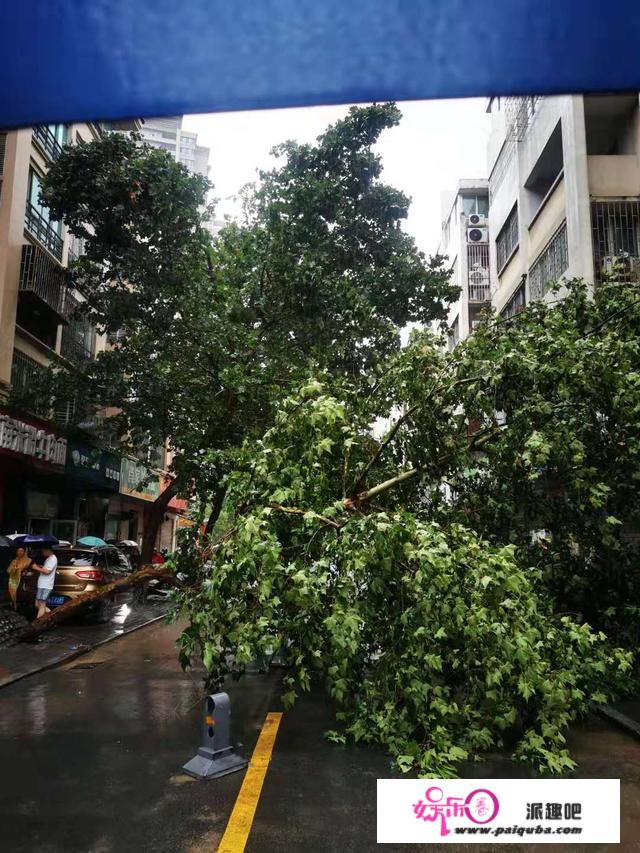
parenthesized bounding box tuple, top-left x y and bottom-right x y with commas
(18, 564, 179, 642)
(344, 467, 419, 510)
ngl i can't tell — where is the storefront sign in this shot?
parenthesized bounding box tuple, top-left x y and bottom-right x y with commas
(120, 457, 161, 502)
(0, 410, 67, 467)
(67, 440, 121, 492)
(161, 475, 189, 512)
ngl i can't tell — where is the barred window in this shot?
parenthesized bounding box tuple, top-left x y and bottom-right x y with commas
(500, 282, 526, 319)
(529, 223, 568, 301)
(496, 205, 518, 272)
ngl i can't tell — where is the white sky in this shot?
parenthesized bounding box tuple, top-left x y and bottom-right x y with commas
(184, 98, 490, 256)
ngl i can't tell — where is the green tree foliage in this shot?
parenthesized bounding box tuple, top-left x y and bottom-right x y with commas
(172, 371, 632, 777)
(35, 105, 453, 546)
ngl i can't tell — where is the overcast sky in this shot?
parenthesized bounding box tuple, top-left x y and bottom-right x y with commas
(184, 98, 490, 256)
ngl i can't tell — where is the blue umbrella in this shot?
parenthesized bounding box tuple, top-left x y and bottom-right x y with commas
(77, 536, 107, 547)
(9, 533, 58, 546)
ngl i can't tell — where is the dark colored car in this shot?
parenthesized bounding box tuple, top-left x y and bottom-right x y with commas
(18, 545, 132, 622)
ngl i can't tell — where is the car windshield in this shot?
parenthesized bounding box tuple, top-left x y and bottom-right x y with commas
(52, 549, 94, 567)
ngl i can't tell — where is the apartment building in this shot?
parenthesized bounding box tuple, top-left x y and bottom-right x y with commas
(439, 180, 491, 347)
(140, 116, 210, 178)
(488, 94, 640, 318)
(0, 121, 188, 547)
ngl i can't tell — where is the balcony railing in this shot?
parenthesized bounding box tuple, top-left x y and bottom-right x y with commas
(10, 349, 47, 395)
(19, 242, 69, 319)
(24, 203, 63, 260)
(591, 200, 640, 285)
(468, 282, 491, 302)
(32, 125, 64, 161)
(60, 293, 95, 365)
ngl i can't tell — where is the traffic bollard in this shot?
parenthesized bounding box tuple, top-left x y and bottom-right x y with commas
(182, 692, 248, 780)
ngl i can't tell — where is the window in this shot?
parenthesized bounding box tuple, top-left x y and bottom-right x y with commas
(524, 121, 564, 220)
(500, 282, 526, 319)
(496, 205, 518, 272)
(585, 94, 638, 155)
(591, 200, 640, 283)
(529, 223, 568, 301)
(462, 195, 489, 216)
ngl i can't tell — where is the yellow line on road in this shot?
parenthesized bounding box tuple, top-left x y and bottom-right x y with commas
(217, 711, 283, 853)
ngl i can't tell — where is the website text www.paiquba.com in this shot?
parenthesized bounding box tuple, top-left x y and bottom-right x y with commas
(455, 826, 582, 837)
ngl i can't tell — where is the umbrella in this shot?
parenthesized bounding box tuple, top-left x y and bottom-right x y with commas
(118, 540, 140, 548)
(0, 535, 14, 548)
(22, 534, 59, 546)
(77, 536, 107, 547)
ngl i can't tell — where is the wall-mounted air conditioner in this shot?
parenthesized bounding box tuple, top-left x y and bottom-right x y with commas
(467, 226, 488, 243)
(468, 213, 487, 227)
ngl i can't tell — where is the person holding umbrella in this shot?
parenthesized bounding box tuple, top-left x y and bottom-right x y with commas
(31, 545, 58, 619)
(6, 546, 33, 610)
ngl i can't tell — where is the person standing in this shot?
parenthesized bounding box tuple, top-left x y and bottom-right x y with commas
(6, 546, 32, 610)
(31, 546, 58, 619)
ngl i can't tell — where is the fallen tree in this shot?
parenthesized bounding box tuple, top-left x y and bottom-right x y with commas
(171, 279, 640, 775)
(19, 564, 177, 642)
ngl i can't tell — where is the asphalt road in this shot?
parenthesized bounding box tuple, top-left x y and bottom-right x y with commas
(2, 620, 640, 853)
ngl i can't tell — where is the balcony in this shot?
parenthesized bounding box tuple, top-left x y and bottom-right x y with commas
(24, 203, 63, 260)
(32, 125, 64, 161)
(60, 293, 95, 365)
(19, 242, 69, 321)
(591, 200, 640, 285)
(468, 282, 491, 302)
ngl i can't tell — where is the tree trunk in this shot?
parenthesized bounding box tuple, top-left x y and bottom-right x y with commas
(203, 485, 227, 537)
(140, 479, 178, 564)
(19, 564, 178, 642)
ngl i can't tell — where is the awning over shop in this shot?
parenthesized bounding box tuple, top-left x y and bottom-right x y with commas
(1, 2, 639, 130)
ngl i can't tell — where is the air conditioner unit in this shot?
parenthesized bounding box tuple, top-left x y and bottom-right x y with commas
(467, 226, 488, 243)
(468, 213, 487, 227)
(469, 264, 490, 286)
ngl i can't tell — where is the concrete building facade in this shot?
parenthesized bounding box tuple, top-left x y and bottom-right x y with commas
(487, 94, 640, 319)
(140, 116, 210, 179)
(439, 179, 491, 347)
(0, 121, 188, 547)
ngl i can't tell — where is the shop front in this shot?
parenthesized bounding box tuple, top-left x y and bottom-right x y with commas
(0, 408, 69, 535)
(107, 457, 161, 547)
(65, 438, 122, 541)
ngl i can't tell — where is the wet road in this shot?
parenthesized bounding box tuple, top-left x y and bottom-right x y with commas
(2, 620, 640, 852)
(0, 620, 280, 853)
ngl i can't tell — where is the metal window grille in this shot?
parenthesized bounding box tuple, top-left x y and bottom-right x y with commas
(32, 125, 64, 161)
(500, 282, 526, 319)
(496, 205, 519, 271)
(60, 293, 95, 364)
(24, 203, 63, 260)
(529, 223, 568, 301)
(19, 242, 69, 317)
(10, 350, 47, 394)
(467, 243, 491, 302)
(591, 200, 640, 284)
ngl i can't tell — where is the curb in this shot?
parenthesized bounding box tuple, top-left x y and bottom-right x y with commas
(0, 612, 167, 690)
(593, 703, 640, 740)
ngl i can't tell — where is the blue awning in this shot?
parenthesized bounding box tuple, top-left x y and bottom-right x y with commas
(1, 1, 639, 129)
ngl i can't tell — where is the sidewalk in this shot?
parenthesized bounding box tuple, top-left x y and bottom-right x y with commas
(0, 594, 169, 689)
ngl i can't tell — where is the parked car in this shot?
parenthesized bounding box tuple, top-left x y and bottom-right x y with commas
(18, 545, 132, 623)
(106, 539, 141, 570)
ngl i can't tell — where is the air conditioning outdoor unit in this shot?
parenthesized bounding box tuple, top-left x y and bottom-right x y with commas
(469, 265, 490, 286)
(468, 213, 487, 227)
(467, 226, 488, 243)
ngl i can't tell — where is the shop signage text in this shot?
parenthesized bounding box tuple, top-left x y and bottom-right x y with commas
(67, 440, 121, 492)
(0, 412, 67, 467)
(120, 457, 161, 502)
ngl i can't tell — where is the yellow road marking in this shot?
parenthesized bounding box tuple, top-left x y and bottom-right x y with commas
(217, 711, 283, 853)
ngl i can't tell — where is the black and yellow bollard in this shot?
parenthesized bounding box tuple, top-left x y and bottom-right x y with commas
(182, 692, 248, 780)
